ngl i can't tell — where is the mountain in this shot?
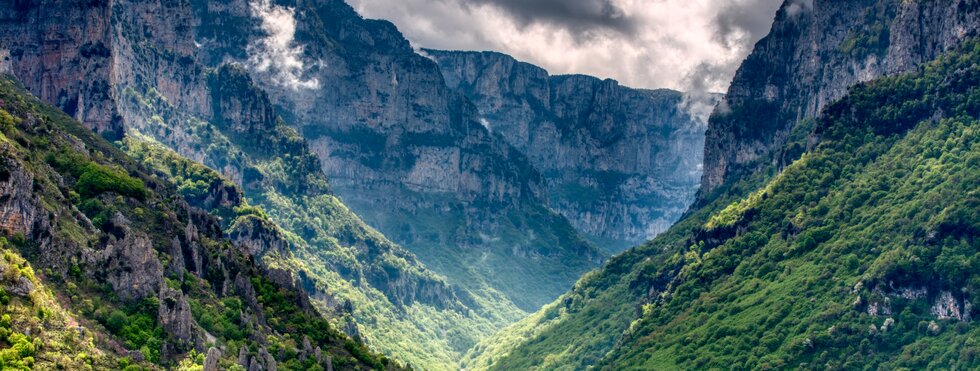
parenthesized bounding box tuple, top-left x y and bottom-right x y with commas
(700, 0, 980, 197)
(424, 50, 717, 252)
(0, 0, 526, 367)
(191, 0, 604, 313)
(464, 1, 980, 369)
(599, 36, 980, 370)
(0, 75, 392, 369)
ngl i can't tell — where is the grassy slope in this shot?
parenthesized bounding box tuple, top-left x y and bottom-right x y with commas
(468, 38, 980, 371)
(0, 239, 119, 370)
(0, 76, 394, 370)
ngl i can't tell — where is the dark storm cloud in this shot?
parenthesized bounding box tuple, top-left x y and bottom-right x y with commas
(712, 0, 784, 48)
(461, 0, 638, 38)
(347, 0, 786, 91)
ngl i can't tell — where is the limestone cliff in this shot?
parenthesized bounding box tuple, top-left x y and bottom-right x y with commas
(0, 1, 122, 137)
(426, 50, 717, 251)
(192, 0, 604, 311)
(701, 0, 980, 197)
(0, 0, 514, 367)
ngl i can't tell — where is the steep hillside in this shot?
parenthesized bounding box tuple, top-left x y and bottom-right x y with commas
(598, 37, 980, 369)
(0, 76, 393, 370)
(426, 50, 716, 252)
(701, 0, 980, 197)
(0, 0, 524, 367)
(464, 2, 980, 369)
(192, 0, 604, 311)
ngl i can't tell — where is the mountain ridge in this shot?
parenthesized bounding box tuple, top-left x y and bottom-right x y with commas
(0, 0, 524, 367)
(424, 48, 717, 252)
(193, 0, 606, 314)
(700, 0, 980, 198)
(463, 1, 980, 369)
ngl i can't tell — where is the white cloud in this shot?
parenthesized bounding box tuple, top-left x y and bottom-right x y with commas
(786, 0, 813, 17)
(347, 0, 783, 93)
(248, 0, 320, 90)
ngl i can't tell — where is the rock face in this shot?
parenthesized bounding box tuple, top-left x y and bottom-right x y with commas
(0, 46, 12, 74)
(0, 153, 39, 237)
(426, 50, 716, 251)
(0, 0, 539, 365)
(158, 286, 198, 348)
(701, 0, 980, 197)
(100, 231, 164, 301)
(192, 0, 603, 311)
(203, 347, 221, 371)
(862, 286, 974, 322)
(229, 216, 290, 258)
(0, 1, 122, 138)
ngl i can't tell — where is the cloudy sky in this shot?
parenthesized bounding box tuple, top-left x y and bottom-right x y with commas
(346, 0, 786, 93)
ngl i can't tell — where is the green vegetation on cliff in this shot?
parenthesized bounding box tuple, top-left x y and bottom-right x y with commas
(0, 76, 395, 369)
(466, 38, 980, 371)
(118, 65, 522, 368)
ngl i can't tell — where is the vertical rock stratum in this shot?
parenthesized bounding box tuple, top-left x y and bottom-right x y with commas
(426, 50, 717, 252)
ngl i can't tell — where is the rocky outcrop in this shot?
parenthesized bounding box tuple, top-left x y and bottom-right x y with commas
(0, 151, 38, 237)
(158, 286, 199, 348)
(859, 285, 973, 322)
(239, 346, 278, 371)
(204, 347, 222, 371)
(427, 50, 717, 250)
(932, 291, 972, 321)
(701, 0, 980, 197)
(99, 230, 164, 301)
(229, 215, 291, 258)
(0, 254, 34, 296)
(0, 46, 10, 75)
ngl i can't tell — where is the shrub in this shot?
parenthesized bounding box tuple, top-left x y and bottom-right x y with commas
(0, 109, 14, 133)
(75, 163, 146, 200)
(106, 310, 128, 333)
(100, 304, 164, 363)
(47, 150, 146, 199)
(233, 205, 267, 219)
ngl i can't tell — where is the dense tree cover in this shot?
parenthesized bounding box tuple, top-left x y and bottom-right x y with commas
(0, 240, 41, 370)
(101, 300, 165, 363)
(468, 38, 980, 371)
